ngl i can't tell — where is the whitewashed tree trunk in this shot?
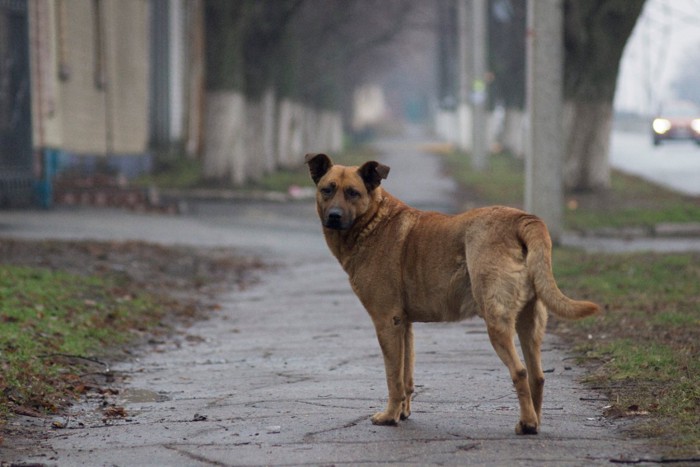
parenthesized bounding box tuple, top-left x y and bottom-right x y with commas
(244, 97, 265, 182)
(302, 107, 317, 152)
(500, 108, 527, 158)
(203, 92, 343, 185)
(203, 91, 246, 184)
(434, 109, 454, 142)
(563, 99, 612, 191)
(277, 99, 304, 169)
(321, 110, 343, 153)
(457, 103, 472, 152)
(243, 89, 279, 182)
(261, 89, 277, 173)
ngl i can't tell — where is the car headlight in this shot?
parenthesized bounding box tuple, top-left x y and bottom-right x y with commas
(691, 119, 700, 133)
(652, 118, 672, 134)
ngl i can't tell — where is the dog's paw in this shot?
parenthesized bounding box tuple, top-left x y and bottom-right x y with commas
(400, 398, 411, 420)
(515, 420, 538, 435)
(400, 403, 411, 420)
(371, 411, 399, 426)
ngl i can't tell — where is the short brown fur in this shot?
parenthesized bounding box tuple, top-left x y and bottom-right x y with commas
(305, 153, 600, 435)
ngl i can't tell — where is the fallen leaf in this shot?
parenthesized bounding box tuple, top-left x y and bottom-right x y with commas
(52, 420, 67, 429)
(13, 406, 43, 418)
(103, 406, 127, 418)
(457, 443, 479, 451)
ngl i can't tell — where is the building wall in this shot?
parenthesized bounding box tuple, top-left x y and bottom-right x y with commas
(27, 0, 342, 189)
(102, 0, 149, 154)
(149, 0, 204, 157)
(33, 0, 149, 156)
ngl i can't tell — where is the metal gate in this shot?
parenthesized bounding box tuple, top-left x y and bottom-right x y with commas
(0, 0, 33, 207)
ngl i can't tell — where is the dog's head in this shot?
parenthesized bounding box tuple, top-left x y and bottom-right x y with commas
(305, 153, 390, 230)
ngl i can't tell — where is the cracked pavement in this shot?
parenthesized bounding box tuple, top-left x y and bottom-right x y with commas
(2, 133, 657, 466)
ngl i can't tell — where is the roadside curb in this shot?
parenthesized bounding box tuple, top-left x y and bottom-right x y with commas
(159, 186, 315, 204)
(577, 222, 700, 239)
(161, 187, 700, 242)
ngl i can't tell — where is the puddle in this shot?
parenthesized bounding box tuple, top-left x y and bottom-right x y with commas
(119, 388, 171, 403)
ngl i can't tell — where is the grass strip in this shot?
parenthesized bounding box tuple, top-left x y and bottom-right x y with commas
(442, 149, 700, 231)
(0, 239, 259, 432)
(0, 265, 166, 420)
(553, 249, 699, 455)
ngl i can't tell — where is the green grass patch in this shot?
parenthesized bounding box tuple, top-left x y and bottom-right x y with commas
(0, 265, 165, 421)
(552, 249, 700, 455)
(591, 340, 683, 382)
(442, 149, 700, 231)
(136, 156, 203, 190)
(445, 151, 525, 206)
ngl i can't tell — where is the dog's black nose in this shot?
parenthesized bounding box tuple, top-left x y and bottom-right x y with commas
(325, 208, 344, 229)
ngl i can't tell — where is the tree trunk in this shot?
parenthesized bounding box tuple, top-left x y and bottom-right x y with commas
(500, 107, 526, 158)
(204, 1, 246, 92)
(563, 99, 612, 191)
(202, 91, 247, 184)
(563, 0, 645, 191)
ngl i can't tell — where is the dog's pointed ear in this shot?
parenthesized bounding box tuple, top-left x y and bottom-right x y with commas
(305, 153, 333, 185)
(358, 160, 390, 192)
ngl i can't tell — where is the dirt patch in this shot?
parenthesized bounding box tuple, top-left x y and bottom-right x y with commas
(0, 239, 263, 297)
(0, 239, 265, 451)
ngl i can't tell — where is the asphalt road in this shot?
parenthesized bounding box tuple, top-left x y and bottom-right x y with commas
(611, 129, 700, 196)
(2, 134, 659, 466)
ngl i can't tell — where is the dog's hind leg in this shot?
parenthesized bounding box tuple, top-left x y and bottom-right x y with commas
(516, 300, 547, 426)
(485, 314, 539, 435)
(371, 314, 407, 426)
(401, 322, 415, 420)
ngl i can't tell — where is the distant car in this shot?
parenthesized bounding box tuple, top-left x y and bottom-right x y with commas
(651, 101, 700, 146)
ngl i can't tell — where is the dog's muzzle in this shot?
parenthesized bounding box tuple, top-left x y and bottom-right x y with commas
(324, 207, 347, 230)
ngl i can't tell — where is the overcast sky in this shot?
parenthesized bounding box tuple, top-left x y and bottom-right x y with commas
(614, 0, 700, 114)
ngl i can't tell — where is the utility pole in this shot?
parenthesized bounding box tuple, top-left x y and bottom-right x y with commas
(525, 0, 564, 243)
(471, 0, 488, 171)
(457, 0, 471, 152)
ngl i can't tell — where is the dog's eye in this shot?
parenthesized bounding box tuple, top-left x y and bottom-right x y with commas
(320, 186, 334, 196)
(346, 188, 361, 199)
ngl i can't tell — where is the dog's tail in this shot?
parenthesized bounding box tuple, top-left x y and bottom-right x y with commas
(518, 216, 600, 320)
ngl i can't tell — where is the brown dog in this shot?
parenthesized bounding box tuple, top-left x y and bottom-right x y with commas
(305, 153, 600, 435)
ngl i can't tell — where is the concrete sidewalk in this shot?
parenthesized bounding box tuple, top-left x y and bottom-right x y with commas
(3, 135, 659, 465)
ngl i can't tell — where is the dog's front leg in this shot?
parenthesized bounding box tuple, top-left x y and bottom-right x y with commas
(402, 322, 414, 420)
(371, 315, 406, 426)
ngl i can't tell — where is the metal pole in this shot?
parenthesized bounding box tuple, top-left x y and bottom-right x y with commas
(525, 0, 564, 242)
(457, 0, 471, 151)
(471, 0, 488, 171)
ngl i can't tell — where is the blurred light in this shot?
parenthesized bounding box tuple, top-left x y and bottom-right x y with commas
(691, 119, 700, 133)
(492, 0, 513, 23)
(652, 118, 672, 134)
